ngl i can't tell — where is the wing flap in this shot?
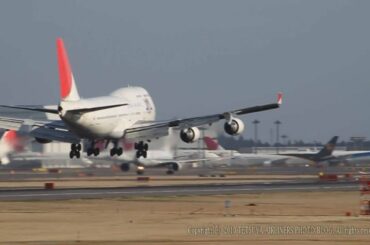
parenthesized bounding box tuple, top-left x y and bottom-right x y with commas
(125, 125, 169, 140)
(30, 127, 80, 144)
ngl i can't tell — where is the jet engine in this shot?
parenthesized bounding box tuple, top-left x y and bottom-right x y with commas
(169, 162, 182, 171)
(120, 163, 130, 172)
(224, 118, 245, 136)
(163, 162, 182, 174)
(180, 127, 200, 143)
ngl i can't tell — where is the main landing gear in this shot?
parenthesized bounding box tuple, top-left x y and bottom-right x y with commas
(70, 143, 82, 159)
(135, 141, 148, 158)
(86, 140, 101, 156)
(110, 141, 123, 157)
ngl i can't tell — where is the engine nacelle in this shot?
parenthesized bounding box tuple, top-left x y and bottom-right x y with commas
(167, 162, 182, 171)
(120, 163, 130, 172)
(180, 127, 200, 143)
(35, 137, 52, 144)
(224, 118, 245, 136)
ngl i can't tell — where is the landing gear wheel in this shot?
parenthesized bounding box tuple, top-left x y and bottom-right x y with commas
(166, 170, 174, 175)
(87, 148, 93, 156)
(135, 141, 148, 159)
(110, 148, 116, 157)
(117, 147, 123, 156)
(93, 148, 100, 156)
(136, 151, 142, 158)
(70, 143, 82, 159)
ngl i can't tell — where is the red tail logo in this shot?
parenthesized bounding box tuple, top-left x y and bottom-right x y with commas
(57, 38, 73, 99)
(203, 137, 219, 150)
(3, 130, 24, 151)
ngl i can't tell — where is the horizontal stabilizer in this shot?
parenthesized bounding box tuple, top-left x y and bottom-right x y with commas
(0, 105, 58, 114)
(0, 103, 128, 115)
(67, 103, 128, 114)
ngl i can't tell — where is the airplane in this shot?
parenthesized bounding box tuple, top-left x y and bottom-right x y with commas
(278, 136, 370, 167)
(203, 136, 291, 166)
(278, 136, 339, 164)
(0, 38, 282, 160)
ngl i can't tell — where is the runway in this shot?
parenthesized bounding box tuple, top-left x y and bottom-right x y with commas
(0, 180, 359, 201)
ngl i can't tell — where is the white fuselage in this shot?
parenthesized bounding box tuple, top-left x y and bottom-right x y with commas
(135, 150, 221, 167)
(59, 87, 155, 140)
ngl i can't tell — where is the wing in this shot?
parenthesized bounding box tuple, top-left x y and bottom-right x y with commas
(0, 116, 80, 144)
(124, 93, 282, 140)
(277, 153, 318, 161)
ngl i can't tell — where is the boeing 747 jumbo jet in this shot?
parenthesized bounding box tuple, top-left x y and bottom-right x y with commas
(0, 38, 282, 159)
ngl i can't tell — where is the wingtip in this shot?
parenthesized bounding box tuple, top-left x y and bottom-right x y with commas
(277, 92, 283, 105)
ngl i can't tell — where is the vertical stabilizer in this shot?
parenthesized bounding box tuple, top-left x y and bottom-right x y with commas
(56, 38, 80, 101)
(1, 130, 19, 149)
(203, 137, 225, 151)
(317, 136, 338, 158)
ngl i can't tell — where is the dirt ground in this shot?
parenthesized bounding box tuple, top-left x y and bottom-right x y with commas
(0, 190, 369, 244)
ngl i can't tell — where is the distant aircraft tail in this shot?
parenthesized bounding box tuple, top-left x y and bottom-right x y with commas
(0, 130, 25, 165)
(0, 130, 23, 151)
(56, 38, 80, 102)
(203, 137, 225, 151)
(316, 136, 338, 158)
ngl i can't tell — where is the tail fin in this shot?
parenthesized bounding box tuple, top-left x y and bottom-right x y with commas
(203, 137, 225, 151)
(1, 130, 17, 147)
(0, 130, 24, 151)
(317, 136, 338, 158)
(56, 38, 80, 101)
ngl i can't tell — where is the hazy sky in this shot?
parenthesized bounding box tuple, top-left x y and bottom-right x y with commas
(0, 0, 369, 143)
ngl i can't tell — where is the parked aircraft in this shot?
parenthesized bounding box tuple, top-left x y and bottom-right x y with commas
(279, 136, 339, 164)
(203, 136, 291, 166)
(93, 136, 228, 174)
(278, 136, 370, 166)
